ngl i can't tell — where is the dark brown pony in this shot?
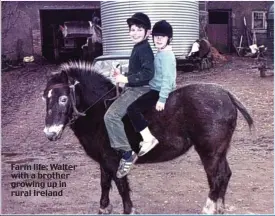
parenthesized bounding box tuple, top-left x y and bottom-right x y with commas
(43, 61, 253, 214)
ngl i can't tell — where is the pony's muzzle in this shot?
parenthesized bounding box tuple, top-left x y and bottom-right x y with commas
(43, 125, 64, 141)
(44, 131, 58, 141)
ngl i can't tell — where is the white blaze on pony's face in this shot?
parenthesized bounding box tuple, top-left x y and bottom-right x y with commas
(48, 89, 53, 98)
(43, 71, 72, 141)
(43, 124, 64, 139)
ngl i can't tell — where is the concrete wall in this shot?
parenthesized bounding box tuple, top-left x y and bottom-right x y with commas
(1, 1, 100, 60)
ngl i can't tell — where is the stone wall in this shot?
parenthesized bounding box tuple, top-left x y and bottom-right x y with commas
(207, 1, 273, 49)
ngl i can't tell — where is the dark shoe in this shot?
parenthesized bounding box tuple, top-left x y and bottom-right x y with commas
(138, 137, 159, 156)
(116, 151, 138, 178)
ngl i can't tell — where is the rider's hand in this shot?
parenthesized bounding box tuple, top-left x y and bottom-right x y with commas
(156, 101, 165, 111)
(115, 74, 128, 83)
(112, 68, 120, 77)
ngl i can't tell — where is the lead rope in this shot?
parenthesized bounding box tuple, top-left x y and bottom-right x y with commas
(103, 83, 123, 108)
(66, 83, 118, 126)
(67, 63, 124, 126)
(103, 64, 125, 107)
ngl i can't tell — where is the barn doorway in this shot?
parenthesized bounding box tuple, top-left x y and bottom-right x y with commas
(40, 9, 101, 62)
(208, 10, 232, 53)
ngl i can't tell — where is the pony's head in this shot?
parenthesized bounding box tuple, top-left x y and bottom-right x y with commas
(43, 61, 115, 141)
(43, 70, 74, 141)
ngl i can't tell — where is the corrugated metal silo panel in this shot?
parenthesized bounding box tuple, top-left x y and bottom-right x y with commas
(101, 1, 199, 58)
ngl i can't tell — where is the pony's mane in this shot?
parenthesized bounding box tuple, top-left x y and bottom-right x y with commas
(60, 61, 98, 78)
(51, 61, 115, 104)
(58, 61, 112, 87)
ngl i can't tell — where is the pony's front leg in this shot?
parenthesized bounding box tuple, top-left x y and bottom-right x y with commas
(98, 166, 113, 214)
(101, 152, 135, 214)
(113, 176, 136, 214)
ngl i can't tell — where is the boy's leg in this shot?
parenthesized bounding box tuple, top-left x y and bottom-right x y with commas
(127, 90, 159, 132)
(127, 90, 160, 156)
(104, 86, 150, 151)
(104, 86, 150, 178)
(138, 130, 159, 156)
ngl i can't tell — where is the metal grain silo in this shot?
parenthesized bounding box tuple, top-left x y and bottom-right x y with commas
(100, 1, 199, 58)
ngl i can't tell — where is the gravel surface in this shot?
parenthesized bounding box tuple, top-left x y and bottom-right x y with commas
(1, 56, 273, 214)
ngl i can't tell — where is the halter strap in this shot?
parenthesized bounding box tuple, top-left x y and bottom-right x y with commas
(45, 82, 85, 124)
(45, 83, 69, 92)
(45, 81, 120, 126)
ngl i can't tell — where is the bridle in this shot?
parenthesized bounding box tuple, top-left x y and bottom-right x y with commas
(45, 81, 121, 126)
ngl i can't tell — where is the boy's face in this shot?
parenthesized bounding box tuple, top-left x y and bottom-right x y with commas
(129, 25, 146, 44)
(154, 36, 169, 49)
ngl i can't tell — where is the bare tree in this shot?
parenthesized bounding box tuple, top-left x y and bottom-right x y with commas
(2, 1, 21, 40)
(2, 1, 23, 63)
(199, 11, 208, 39)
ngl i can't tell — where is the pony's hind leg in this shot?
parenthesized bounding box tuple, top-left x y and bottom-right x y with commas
(197, 149, 231, 214)
(98, 166, 113, 214)
(216, 158, 232, 214)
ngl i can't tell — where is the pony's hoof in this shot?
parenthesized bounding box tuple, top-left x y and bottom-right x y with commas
(98, 204, 113, 214)
(202, 198, 217, 214)
(202, 207, 216, 214)
(201, 207, 216, 215)
(122, 207, 139, 214)
(216, 199, 225, 214)
(130, 207, 139, 214)
(217, 208, 225, 214)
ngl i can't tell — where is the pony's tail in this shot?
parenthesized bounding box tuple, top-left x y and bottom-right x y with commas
(227, 91, 254, 132)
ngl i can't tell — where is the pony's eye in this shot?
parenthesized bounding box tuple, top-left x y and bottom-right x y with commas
(59, 96, 68, 104)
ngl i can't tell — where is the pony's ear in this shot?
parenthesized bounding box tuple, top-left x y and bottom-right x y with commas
(68, 76, 75, 86)
(60, 70, 68, 83)
(42, 90, 47, 101)
(60, 70, 75, 86)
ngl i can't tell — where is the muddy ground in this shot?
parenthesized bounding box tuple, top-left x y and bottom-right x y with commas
(1, 56, 274, 214)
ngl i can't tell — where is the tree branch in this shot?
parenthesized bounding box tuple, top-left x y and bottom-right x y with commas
(2, 2, 21, 39)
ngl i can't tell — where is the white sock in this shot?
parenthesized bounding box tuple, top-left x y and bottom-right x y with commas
(140, 127, 154, 142)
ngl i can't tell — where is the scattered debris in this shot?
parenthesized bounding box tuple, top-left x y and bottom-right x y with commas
(210, 46, 227, 63)
(23, 56, 34, 63)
